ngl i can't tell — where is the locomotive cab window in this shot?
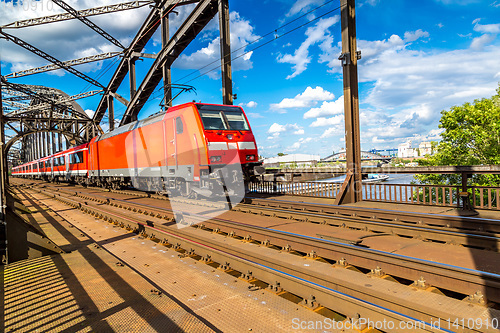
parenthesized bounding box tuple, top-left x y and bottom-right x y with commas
(176, 117, 184, 134)
(199, 110, 228, 130)
(199, 109, 249, 131)
(224, 110, 250, 131)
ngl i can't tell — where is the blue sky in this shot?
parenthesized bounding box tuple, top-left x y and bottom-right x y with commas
(1, 0, 500, 158)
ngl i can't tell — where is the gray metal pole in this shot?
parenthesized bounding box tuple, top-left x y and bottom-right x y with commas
(129, 58, 136, 99)
(161, 7, 172, 107)
(218, 0, 233, 105)
(108, 94, 115, 131)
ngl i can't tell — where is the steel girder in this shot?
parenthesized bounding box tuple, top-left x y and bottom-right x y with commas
(52, 0, 125, 49)
(0, 31, 106, 89)
(92, 0, 200, 125)
(1, 1, 154, 29)
(5, 116, 94, 151)
(4, 53, 121, 79)
(11, 90, 103, 116)
(2, 82, 100, 162)
(120, 0, 218, 125)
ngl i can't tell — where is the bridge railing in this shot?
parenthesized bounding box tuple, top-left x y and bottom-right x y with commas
(362, 183, 460, 207)
(249, 180, 500, 210)
(248, 181, 342, 199)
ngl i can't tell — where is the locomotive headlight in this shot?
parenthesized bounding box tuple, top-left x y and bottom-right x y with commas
(226, 134, 233, 140)
(246, 155, 256, 161)
(210, 156, 222, 163)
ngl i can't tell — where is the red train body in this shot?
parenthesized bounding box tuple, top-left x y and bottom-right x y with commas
(12, 103, 262, 196)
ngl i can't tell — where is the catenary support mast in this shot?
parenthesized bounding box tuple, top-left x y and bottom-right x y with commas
(335, 0, 362, 204)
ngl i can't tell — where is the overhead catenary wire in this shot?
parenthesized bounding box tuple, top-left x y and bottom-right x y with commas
(182, 4, 343, 85)
(146, 1, 344, 103)
(174, 0, 339, 84)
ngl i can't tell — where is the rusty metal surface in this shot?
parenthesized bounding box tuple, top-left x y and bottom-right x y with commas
(245, 194, 500, 235)
(8, 185, 348, 333)
(27, 183, 500, 305)
(47, 183, 500, 250)
(3, 247, 215, 333)
(24, 185, 500, 331)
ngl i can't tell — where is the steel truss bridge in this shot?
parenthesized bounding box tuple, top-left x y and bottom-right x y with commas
(0, 0, 234, 168)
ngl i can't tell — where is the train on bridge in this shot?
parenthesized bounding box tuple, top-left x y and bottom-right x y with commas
(12, 102, 263, 197)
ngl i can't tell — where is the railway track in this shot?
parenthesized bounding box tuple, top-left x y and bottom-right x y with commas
(26, 181, 500, 250)
(81, 184, 500, 250)
(23, 183, 500, 302)
(11, 181, 500, 332)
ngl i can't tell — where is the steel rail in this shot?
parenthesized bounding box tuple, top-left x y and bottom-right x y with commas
(231, 204, 500, 250)
(35, 184, 500, 305)
(245, 196, 500, 234)
(27, 182, 500, 249)
(66, 185, 500, 250)
(25, 185, 494, 332)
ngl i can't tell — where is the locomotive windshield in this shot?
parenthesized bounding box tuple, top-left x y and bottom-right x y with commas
(198, 109, 250, 131)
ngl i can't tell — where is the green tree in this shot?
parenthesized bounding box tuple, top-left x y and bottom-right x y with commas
(416, 85, 500, 187)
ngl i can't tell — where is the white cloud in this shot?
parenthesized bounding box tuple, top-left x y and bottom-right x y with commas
(245, 101, 258, 108)
(175, 12, 260, 78)
(318, 29, 429, 74)
(403, 29, 430, 42)
(470, 34, 496, 50)
(271, 86, 334, 110)
(310, 115, 344, 127)
(268, 123, 286, 134)
(85, 109, 95, 118)
(435, 0, 482, 4)
(320, 127, 342, 138)
(277, 16, 339, 79)
(316, 25, 500, 146)
(285, 137, 313, 152)
(473, 20, 500, 34)
(267, 123, 304, 138)
(303, 96, 344, 119)
(286, 0, 325, 17)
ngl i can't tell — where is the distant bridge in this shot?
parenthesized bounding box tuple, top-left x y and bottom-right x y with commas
(321, 151, 393, 163)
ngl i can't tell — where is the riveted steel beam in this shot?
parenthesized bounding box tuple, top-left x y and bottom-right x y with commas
(120, 0, 217, 125)
(0, 31, 105, 89)
(4, 53, 121, 79)
(52, 0, 125, 49)
(92, 0, 199, 125)
(1, 1, 154, 29)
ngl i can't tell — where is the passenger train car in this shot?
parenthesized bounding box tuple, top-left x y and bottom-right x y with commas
(12, 103, 262, 197)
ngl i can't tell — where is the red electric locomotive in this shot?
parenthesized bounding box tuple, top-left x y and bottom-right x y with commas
(12, 102, 262, 198)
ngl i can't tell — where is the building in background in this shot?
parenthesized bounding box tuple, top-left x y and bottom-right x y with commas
(398, 141, 434, 158)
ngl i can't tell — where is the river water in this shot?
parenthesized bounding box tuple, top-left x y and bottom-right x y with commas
(318, 173, 417, 185)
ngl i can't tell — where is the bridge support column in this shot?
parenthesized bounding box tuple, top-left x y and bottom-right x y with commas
(335, 0, 362, 205)
(219, 0, 233, 105)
